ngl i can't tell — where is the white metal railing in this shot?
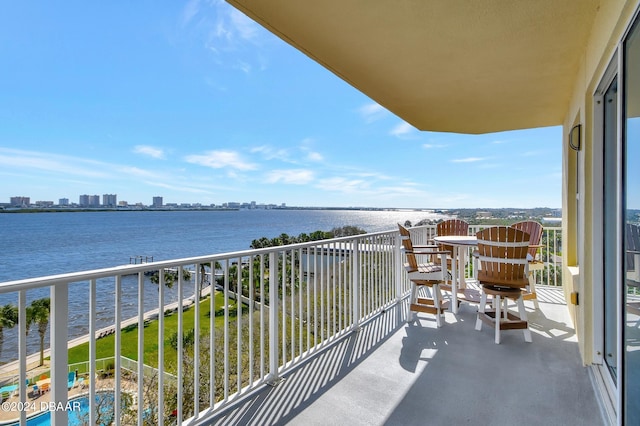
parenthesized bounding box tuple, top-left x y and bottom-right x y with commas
(0, 225, 562, 425)
(0, 230, 404, 426)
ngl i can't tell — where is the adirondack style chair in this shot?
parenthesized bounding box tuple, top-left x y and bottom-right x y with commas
(474, 226, 532, 344)
(434, 219, 469, 268)
(511, 220, 544, 309)
(399, 224, 450, 327)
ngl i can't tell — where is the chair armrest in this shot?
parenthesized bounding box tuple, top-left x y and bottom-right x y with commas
(413, 244, 440, 249)
(409, 250, 450, 255)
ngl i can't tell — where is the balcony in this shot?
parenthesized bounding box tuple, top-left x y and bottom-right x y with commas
(0, 225, 603, 425)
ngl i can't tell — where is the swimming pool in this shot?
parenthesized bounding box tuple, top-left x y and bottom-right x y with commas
(4, 392, 124, 426)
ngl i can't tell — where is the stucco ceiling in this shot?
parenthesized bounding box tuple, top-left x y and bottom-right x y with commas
(227, 0, 600, 134)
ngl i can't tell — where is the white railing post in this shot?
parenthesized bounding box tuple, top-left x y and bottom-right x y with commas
(137, 272, 145, 426)
(395, 232, 403, 303)
(89, 280, 96, 426)
(157, 271, 164, 426)
(50, 283, 69, 426)
(352, 240, 360, 330)
(18, 290, 27, 426)
(115, 276, 122, 426)
(268, 252, 280, 384)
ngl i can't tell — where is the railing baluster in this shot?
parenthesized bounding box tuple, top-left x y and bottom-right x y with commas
(281, 251, 286, 365)
(209, 260, 216, 409)
(352, 240, 360, 330)
(290, 249, 295, 362)
(249, 255, 255, 386)
(298, 248, 303, 355)
(194, 263, 200, 420)
(223, 259, 229, 401)
(259, 255, 265, 379)
(268, 251, 279, 383)
(50, 282, 68, 426)
(306, 249, 311, 352)
(89, 279, 96, 426)
(18, 290, 26, 426)
(157, 271, 164, 425)
(137, 273, 145, 426)
(115, 276, 122, 426)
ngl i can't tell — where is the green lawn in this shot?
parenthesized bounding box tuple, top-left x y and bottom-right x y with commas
(67, 291, 247, 374)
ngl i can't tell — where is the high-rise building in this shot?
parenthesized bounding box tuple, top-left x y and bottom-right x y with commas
(103, 194, 117, 207)
(79, 194, 100, 207)
(59, 198, 69, 206)
(10, 196, 30, 207)
(152, 196, 163, 208)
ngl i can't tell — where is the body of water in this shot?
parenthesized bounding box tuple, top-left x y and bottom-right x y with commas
(0, 209, 449, 363)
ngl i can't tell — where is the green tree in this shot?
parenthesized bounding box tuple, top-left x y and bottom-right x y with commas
(150, 268, 192, 289)
(26, 298, 50, 366)
(0, 304, 18, 361)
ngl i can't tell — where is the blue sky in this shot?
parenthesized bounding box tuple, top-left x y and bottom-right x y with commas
(0, 1, 561, 209)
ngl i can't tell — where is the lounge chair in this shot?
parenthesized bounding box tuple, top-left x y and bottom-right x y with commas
(67, 371, 76, 389)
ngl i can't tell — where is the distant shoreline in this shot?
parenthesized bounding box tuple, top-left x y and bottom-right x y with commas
(0, 206, 436, 214)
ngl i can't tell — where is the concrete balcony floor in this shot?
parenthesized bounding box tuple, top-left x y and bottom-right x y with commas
(210, 287, 604, 426)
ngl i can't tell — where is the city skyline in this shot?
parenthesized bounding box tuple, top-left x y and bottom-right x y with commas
(0, 2, 561, 209)
(5, 194, 288, 209)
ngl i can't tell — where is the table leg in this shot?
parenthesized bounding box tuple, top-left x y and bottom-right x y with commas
(451, 246, 458, 314)
(459, 248, 467, 289)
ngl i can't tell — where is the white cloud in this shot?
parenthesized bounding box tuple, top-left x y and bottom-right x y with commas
(181, 0, 201, 27)
(229, 8, 259, 41)
(0, 148, 111, 179)
(184, 150, 257, 170)
(316, 177, 369, 193)
(358, 102, 388, 123)
(422, 143, 447, 149)
(307, 151, 323, 162)
(133, 145, 165, 159)
(251, 145, 292, 162)
(390, 121, 415, 137)
(451, 157, 486, 163)
(266, 169, 314, 184)
(145, 180, 213, 194)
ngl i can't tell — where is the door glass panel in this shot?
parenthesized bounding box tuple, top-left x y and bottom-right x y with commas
(604, 77, 618, 381)
(624, 17, 640, 423)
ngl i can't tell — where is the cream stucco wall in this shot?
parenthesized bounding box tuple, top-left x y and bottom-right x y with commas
(562, 0, 640, 365)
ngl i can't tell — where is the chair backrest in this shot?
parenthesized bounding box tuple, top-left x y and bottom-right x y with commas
(437, 219, 469, 237)
(476, 226, 530, 288)
(398, 224, 418, 272)
(511, 220, 543, 260)
(436, 219, 469, 256)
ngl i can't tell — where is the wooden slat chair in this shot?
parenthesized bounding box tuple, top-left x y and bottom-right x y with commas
(399, 224, 450, 327)
(511, 220, 544, 309)
(474, 226, 532, 344)
(434, 219, 469, 267)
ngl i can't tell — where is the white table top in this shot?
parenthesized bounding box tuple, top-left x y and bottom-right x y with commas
(433, 235, 477, 246)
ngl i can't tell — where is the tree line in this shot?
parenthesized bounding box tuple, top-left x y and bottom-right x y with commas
(249, 225, 366, 249)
